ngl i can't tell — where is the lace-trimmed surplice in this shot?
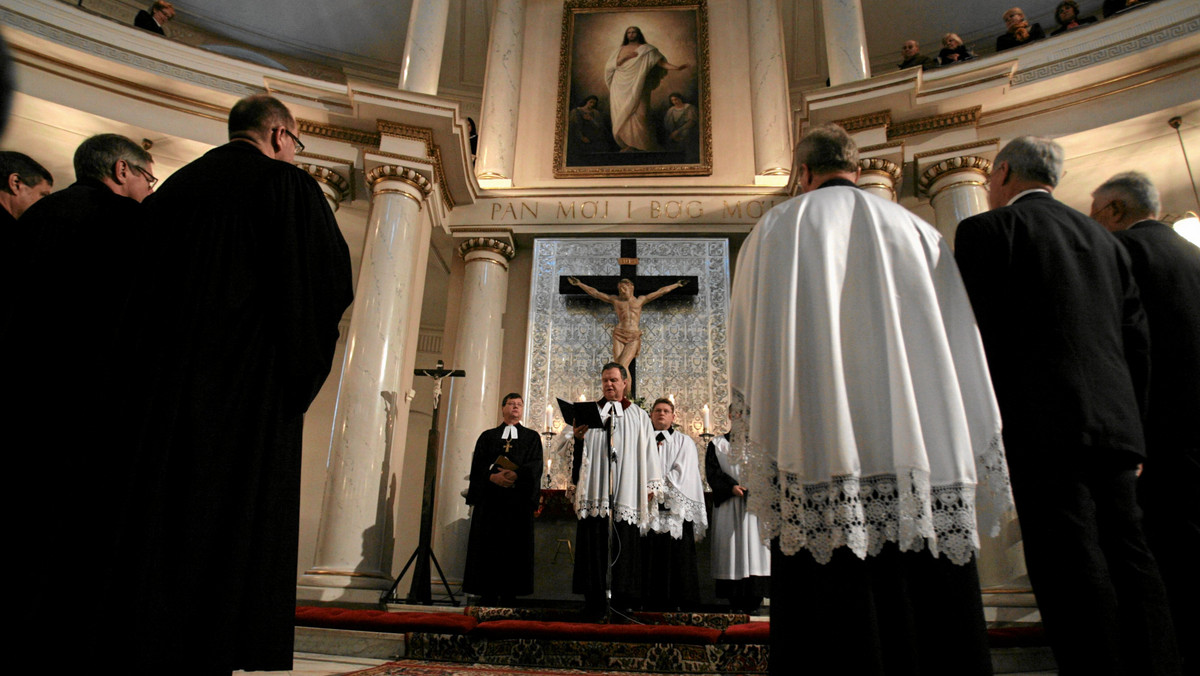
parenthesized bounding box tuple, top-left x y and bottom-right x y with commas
(728, 184, 1013, 566)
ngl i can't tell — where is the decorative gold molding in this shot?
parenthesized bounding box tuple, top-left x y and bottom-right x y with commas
(919, 156, 992, 197)
(367, 165, 432, 199)
(912, 139, 1000, 160)
(834, 110, 892, 133)
(458, 237, 516, 260)
(858, 158, 902, 185)
(297, 119, 381, 147)
(375, 123, 454, 211)
(888, 106, 982, 140)
(296, 163, 350, 203)
(859, 140, 905, 153)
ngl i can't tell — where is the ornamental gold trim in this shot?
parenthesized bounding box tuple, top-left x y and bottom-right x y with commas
(297, 164, 350, 203)
(367, 165, 432, 197)
(858, 158, 902, 185)
(912, 139, 1000, 160)
(297, 120, 381, 147)
(888, 106, 982, 140)
(458, 237, 516, 261)
(919, 156, 992, 197)
(859, 140, 905, 153)
(834, 110, 892, 133)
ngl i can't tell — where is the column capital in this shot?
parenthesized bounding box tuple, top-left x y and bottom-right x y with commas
(458, 237, 515, 261)
(859, 157, 902, 185)
(919, 155, 992, 199)
(297, 163, 350, 207)
(367, 165, 432, 198)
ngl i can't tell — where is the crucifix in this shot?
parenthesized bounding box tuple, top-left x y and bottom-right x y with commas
(559, 238, 698, 391)
(384, 360, 465, 606)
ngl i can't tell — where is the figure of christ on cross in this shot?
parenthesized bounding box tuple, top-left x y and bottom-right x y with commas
(567, 276, 688, 368)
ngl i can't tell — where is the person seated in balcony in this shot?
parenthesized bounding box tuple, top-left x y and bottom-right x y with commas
(938, 33, 975, 66)
(996, 7, 1045, 52)
(1050, 1, 1097, 36)
(898, 40, 937, 71)
(134, 1, 175, 36)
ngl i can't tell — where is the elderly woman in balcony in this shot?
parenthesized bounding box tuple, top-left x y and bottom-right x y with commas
(996, 7, 1045, 52)
(1050, 1, 1097, 36)
(938, 33, 975, 66)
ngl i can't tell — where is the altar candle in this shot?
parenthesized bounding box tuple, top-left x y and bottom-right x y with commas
(544, 404, 552, 431)
(702, 403, 711, 432)
(668, 393, 676, 407)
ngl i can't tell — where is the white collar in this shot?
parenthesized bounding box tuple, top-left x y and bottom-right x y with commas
(1006, 188, 1050, 206)
(501, 424, 518, 439)
(601, 400, 624, 419)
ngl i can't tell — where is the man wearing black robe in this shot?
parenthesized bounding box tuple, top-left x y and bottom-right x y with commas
(462, 393, 544, 604)
(116, 95, 353, 674)
(6, 134, 153, 659)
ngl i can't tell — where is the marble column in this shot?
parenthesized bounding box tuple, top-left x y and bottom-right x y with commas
(399, 0, 451, 95)
(857, 158, 902, 202)
(820, 0, 871, 85)
(475, 0, 525, 185)
(920, 156, 992, 243)
(301, 165, 432, 591)
(298, 163, 350, 212)
(748, 0, 793, 182)
(433, 238, 517, 584)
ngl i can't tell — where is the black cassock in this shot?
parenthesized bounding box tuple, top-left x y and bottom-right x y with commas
(113, 142, 352, 674)
(462, 423, 544, 597)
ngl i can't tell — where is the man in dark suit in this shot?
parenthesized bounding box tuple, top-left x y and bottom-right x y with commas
(1092, 171, 1199, 675)
(133, 1, 174, 36)
(955, 137, 1180, 676)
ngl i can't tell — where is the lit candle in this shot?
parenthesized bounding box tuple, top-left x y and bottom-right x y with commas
(668, 393, 676, 407)
(579, 393, 587, 401)
(702, 403, 711, 432)
(544, 404, 552, 431)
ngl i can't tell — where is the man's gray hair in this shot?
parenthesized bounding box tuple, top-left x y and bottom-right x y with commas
(73, 134, 153, 183)
(1094, 171, 1160, 220)
(794, 124, 858, 176)
(996, 136, 1064, 187)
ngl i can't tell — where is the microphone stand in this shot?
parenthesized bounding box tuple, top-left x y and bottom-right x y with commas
(605, 409, 617, 623)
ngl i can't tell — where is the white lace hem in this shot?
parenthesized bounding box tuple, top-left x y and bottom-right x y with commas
(654, 488, 709, 540)
(731, 390, 1013, 566)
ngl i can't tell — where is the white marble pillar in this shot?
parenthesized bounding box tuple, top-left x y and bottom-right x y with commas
(301, 165, 432, 591)
(857, 158, 902, 202)
(820, 0, 871, 85)
(748, 0, 793, 182)
(921, 156, 992, 244)
(399, 0, 451, 95)
(298, 164, 349, 213)
(475, 0, 526, 185)
(433, 238, 517, 584)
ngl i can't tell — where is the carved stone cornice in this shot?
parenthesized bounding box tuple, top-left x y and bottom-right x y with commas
(366, 165, 432, 197)
(858, 158, 902, 185)
(375, 123, 453, 211)
(297, 163, 350, 203)
(458, 237, 516, 261)
(297, 119, 381, 147)
(919, 155, 993, 197)
(888, 106, 982, 140)
(834, 110, 892, 133)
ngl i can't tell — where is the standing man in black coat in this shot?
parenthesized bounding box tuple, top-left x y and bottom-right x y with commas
(7, 133, 154, 662)
(117, 94, 353, 675)
(955, 137, 1180, 676)
(462, 392, 545, 605)
(1091, 171, 1200, 675)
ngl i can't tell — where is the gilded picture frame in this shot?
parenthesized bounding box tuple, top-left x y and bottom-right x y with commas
(553, 0, 711, 178)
